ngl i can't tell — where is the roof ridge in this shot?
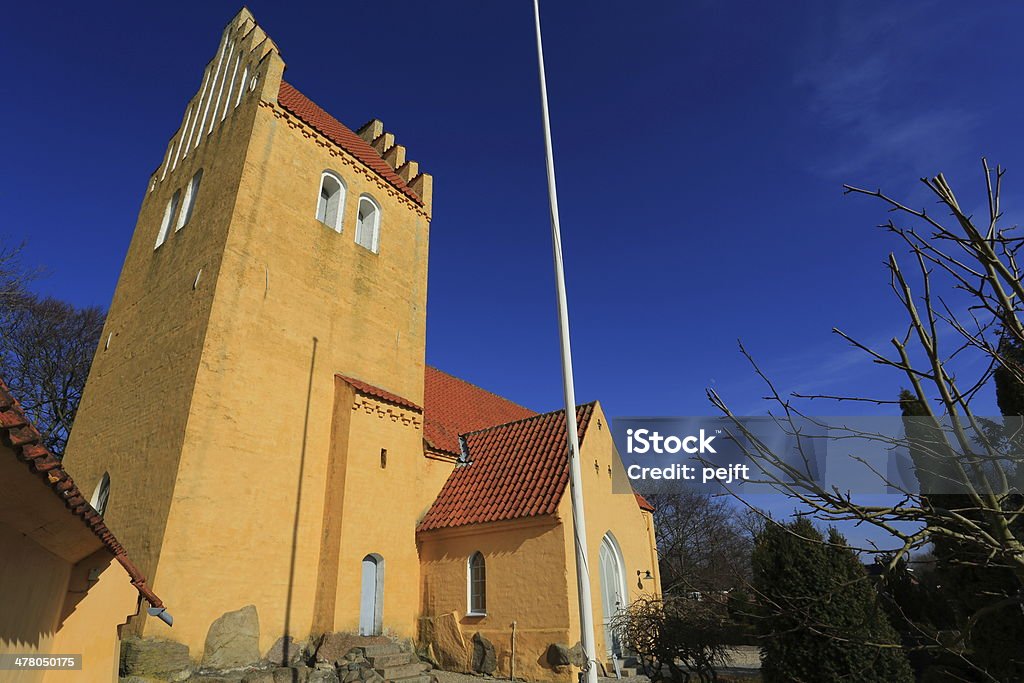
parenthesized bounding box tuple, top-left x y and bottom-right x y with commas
(335, 372, 422, 413)
(276, 80, 423, 206)
(426, 366, 536, 414)
(461, 400, 597, 443)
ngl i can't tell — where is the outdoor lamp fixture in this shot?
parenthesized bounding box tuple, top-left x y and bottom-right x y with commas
(637, 569, 653, 589)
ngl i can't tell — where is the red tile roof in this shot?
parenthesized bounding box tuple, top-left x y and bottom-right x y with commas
(336, 373, 421, 413)
(277, 81, 424, 206)
(0, 378, 163, 608)
(418, 404, 595, 531)
(423, 366, 536, 455)
(635, 493, 655, 512)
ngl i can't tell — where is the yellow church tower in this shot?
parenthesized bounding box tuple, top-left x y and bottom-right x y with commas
(62, 8, 436, 656)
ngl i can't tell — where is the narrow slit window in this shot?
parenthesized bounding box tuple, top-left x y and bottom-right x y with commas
(468, 552, 486, 615)
(316, 172, 345, 232)
(176, 169, 204, 231)
(155, 189, 181, 249)
(235, 65, 249, 107)
(355, 195, 381, 253)
(90, 472, 111, 516)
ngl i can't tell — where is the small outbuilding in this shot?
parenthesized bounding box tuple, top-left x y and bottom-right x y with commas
(0, 378, 165, 682)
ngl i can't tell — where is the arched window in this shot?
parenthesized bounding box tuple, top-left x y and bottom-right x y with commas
(468, 552, 486, 615)
(90, 472, 111, 516)
(155, 189, 181, 249)
(176, 169, 204, 231)
(355, 195, 381, 253)
(316, 172, 345, 232)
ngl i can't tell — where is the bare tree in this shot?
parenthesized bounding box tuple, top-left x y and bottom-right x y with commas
(0, 241, 33, 312)
(650, 490, 754, 594)
(708, 160, 1024, 680)
(0, 267, 104, 457)
(611, 595, 731, 683)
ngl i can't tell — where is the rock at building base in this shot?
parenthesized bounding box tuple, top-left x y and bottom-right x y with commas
(265, 636, 305, 667)
(308, 669, 341, 683)
(568, 642, 586, 668)
(546, 643, 571, 667)
(418, 613, 470, 672)
(120, 636, 193, 680)
(242, 666, 319, 683)
(546, 641, 587, 669)
(471, 632, 496, 675)
(315, 633, 383, 666)
(202, 605, 261, 670)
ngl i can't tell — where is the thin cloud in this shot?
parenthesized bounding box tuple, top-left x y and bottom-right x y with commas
(795, 3, 983, 185)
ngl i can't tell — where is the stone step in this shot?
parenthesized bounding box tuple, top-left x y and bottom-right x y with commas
(605, 661, 639, 678)
(384, 676, 430, 683)
(375, 661, 427, 681)
(359, 643, 404, 658)
(367, 652, 418, 668)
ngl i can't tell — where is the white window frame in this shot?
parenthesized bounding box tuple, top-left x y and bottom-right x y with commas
(467, 551, 487, 616)
(176, 169, 204, 231)
(316, 171, 346, 232)
(155, 189, 181, 249)
(355, 194, 381, 253)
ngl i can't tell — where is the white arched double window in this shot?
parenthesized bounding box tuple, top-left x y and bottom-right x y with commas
(90, 472, 111, 516)
(467, 551, 486, 615)
(355, 195, 381, 253)
(155, 189, 181, 249)
(316, 171, 345, 232)
(176, 169, 204, 231)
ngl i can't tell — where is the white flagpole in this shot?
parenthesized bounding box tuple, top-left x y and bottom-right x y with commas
(531, 2, 600, 682)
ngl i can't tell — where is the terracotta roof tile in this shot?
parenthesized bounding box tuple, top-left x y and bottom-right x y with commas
(423, 367, 536, 455)
(635, 493, 655, 512)
(0, 377, 164, 609)
(277, 81, 424, 206)
(336, 374, 421, 412)
(418, 404, 595, 531)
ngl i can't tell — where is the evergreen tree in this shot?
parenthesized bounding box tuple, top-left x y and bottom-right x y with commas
(994, 334, 1024, 418)
(924, 336, 1024, 680)
(752, 518, 913, 683)
(896, 352, 1024, 679)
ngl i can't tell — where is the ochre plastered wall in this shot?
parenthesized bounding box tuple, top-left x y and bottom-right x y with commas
(328, 391, 429, 637)
(63, 15, 435, 654)
(415, 403, 661, 682)
(1, 451, 140, 682)
(60, 12, 275, 642)
(563, 401, 662, 667)
(418, 516, 573, 682)
(43, 551, 139, 683)
(0, 524, 67, 681)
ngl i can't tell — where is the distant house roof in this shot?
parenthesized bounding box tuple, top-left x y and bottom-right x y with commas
(418, 404, 595, 531)
(0, 378, 163, 608)
(336, 373, 421, 413)
(277, 81, 423, 206)
(423, 366, 536, 455)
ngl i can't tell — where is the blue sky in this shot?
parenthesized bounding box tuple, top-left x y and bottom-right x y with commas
(3, 2, 1022, 526)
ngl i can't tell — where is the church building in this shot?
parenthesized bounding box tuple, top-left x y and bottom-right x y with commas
(60, 9, 660, 681)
